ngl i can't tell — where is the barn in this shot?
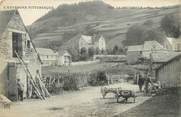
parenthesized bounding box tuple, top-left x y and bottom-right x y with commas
(0, 10, 42, 100)
(154, 52, 181, 88)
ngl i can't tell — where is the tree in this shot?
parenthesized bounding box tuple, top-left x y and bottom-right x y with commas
(88, 47, 95, 58)
(126, 21, 166, 45)
(161, 14, 180, 38)
(80, 47, 88, 60)
(67, 47, 79, 61)
(126, 24, 147, 45)
(113, 45, 119, 54)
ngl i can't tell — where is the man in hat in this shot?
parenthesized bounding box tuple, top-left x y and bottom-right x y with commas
(137, 72, 144, 92)
(17, 79, 24, 101)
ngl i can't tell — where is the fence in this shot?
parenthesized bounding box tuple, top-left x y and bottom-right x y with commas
(93, 55, 126, 62)
(71, 60, 100, 66)
(42, 72, 90, 93)
(42, 70, 131, 94)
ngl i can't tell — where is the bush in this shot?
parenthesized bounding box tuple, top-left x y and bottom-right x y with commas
(88, 71, 108, 86)
(161, 14, 180, 38)
(125, 21, 165, 46)
(63, 75, 79, 90)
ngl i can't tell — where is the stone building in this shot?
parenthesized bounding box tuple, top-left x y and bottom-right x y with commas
(57, 50, 72, 66)
(0, 10, 42, 100)
(153, 52, 181, 88)
(79, 34, 106, 54)
(36, 48, 58, 66)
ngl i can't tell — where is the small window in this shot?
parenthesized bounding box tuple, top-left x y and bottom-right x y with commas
(12, 32, 23, 57)
(27, 40, 30, 48)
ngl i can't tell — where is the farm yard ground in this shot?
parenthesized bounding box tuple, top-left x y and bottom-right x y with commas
(0, 82, 151, 117)
(114, 87, 181, 117)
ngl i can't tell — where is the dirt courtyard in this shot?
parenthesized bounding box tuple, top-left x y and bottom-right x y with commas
(0, 83, 151, 117)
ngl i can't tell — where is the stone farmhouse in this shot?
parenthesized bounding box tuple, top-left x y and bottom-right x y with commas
(37, 48, 72, 66)
(0, 10, 42, 100)
(79, 34, 106, 54)
(36, 48, 58, 66)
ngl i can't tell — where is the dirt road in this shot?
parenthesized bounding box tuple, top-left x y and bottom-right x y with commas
(0, 83, 151, 117)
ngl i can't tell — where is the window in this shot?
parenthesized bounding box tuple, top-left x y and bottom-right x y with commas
(27, 40, 30, 48)
(12, 32, 23, 57)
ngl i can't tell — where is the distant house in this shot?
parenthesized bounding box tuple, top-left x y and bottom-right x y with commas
(79, 34, 106, 54)
(165, 37, 181, 52)
(36, 48, 58, 66)
(57, 50, 72, 66)
(127, 40, 167, 64)
(142, 40, 166, 58)
(0, 10, 42, 99)
(79, 35, 92, 51)
(127, 45, 143, 64)
(164, 37, 174, 50)
(163, 37, 181, 52)
(93, 35, 106, 53)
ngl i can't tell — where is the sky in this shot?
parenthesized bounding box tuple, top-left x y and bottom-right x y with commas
(0, 0, 180, 25)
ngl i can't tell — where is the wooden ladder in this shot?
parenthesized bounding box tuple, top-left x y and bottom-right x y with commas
(15, 51, 44, 100)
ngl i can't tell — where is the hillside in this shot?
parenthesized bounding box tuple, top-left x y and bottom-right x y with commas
(29, 1, 180, 50)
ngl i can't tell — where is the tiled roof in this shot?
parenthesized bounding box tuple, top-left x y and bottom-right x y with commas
(152, 51, 181, 63)
(0, 10, 15, 36)
(127, 45, 143, 51)
(143, 40, 165, 51)
(58, 50, 71, 57)
(36, 48, 58, 56)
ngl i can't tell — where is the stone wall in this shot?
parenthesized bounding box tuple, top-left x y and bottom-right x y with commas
(0, 11, 42, 99)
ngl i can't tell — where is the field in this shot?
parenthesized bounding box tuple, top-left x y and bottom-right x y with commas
(42, 63, 117, 75)
(115, 87, 181, 117)
(42, 62, 136, 75)
(30, 1, 180, 49)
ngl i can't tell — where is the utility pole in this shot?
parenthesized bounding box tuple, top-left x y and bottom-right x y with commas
(149, 47, 154, 77)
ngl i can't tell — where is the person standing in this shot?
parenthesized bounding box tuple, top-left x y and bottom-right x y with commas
(17, 79, 24, 101)
(138, 73, 144, 92)
(27, 78, 32, 98)
(144, 74, 152, 96)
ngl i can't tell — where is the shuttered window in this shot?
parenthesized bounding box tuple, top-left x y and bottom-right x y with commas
(12, 32, 23, 57)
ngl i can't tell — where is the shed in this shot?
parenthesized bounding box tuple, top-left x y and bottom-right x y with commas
(0, 10, 42, 100)
(58, 50, 72, 66)
(154, 52, 181, 88)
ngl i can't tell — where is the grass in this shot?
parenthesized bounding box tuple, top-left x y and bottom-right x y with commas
(42, 62, 137, 75)
(114, 88, 181, 117)
(42, 62, 118, 74)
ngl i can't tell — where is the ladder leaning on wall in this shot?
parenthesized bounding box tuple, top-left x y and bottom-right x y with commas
(15, 51, 45, 100)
